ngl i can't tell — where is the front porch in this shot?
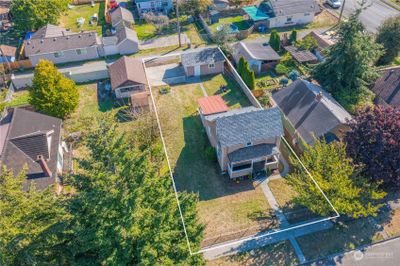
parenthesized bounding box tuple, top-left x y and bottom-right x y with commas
(227, 143, 280, 179)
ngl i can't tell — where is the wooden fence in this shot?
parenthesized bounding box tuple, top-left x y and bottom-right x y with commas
(70, 0, 104, 5)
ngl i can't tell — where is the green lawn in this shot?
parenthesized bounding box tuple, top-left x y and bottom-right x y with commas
(209, 16, 250, 33)
(5, 91, 31, 108)
(153, 82, 276, 245)
(134, 22, 158, 40)
(207, 240, 299, 266)
(60, 3, 106, 36)
(201, 74, 252, 109)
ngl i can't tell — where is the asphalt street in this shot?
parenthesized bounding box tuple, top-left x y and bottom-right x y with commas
(327, 0, 399, 32)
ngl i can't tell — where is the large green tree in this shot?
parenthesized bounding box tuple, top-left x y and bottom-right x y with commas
(376, 15, 400, 65)
(311, 9, 383, 113)
(67, 116, 204, 264)
(286, 139, 385, 218)
(0, 168, 68, 265)
(30, 60, 79, 119)
(10, 0, 69, 32)
(269, 30, 280, 52)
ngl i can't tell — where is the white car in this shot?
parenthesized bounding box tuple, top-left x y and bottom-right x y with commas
(326, 0, 342, 8)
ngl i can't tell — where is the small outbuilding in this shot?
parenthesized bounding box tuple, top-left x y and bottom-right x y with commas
(181, 48, 225, 77)
(283, 45, 318, 64)
(110, 6, 135, 28)
(233, 41, 280, 73)
(0, 44, 16, 63)
(208, 10, 220, 24)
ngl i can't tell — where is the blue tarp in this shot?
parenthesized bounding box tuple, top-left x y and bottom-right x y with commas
(242, 6, 269, 22)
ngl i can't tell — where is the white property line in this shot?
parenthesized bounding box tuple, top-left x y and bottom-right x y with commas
(141, 48, 340, 256)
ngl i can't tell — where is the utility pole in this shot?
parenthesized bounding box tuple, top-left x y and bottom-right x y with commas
(176, 0, 182, 47)
(338, 0, 346, 23)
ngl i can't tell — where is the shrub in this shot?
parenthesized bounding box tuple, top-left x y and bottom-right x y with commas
(257, 79, 267, 89)
(159, 86, 171, 94)
(279, 77, 289, 86)
(288, 70, 300, 81)
(259, 96, 270, 106)
(275, 64, 289, 75)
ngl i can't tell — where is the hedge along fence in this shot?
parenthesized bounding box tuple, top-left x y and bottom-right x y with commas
(70, 0, 104, 4)
(218, 47, 262, 108)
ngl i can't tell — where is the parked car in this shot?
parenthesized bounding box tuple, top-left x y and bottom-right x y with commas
(326, 0, 342, 8)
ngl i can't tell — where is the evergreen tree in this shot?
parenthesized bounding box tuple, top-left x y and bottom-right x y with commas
(286, 139, 386, 218)
(67, 116, 204, 264)
(10, 0, 69, 32)
(248, 70, 256, 90)
(289, 30, 297, 44)
(0, 168, 68, 265)
(238, 56, 245, 76)
(269, 30, 280, 52)
(376, 15, 400, 65)
(311, 9, 383, 113)
(30, 60, 79, 119)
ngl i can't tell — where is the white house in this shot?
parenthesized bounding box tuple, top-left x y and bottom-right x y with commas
(135, 0, 173, 16)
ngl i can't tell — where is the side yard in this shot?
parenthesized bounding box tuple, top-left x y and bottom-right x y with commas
(153, 74, 281, 247)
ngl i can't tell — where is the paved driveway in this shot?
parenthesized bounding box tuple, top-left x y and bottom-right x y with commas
(145, 63, 186, 86)
(139, 34, 190, 50)
(327, 0, 399, 32)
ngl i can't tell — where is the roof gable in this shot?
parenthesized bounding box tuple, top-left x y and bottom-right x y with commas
(198, 95, 229, 115)
(235, 41, 280, 61)
(109, 56, 147, 89)
(181, 48, 225, 66)
(269, 0, 319, 17)
(372, 67, 400, 107)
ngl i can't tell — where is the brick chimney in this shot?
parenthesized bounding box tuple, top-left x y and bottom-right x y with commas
(315, 92, 323, 101)
(37, 155, 52, 177)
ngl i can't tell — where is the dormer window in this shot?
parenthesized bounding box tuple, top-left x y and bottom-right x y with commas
(54, 51, 64, 58)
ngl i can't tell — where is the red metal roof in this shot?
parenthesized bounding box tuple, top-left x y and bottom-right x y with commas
(197, 95, 228, 115)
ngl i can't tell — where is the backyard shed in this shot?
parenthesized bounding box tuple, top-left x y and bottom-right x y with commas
(284, 45, 318, 64)
(208, 10, 220, 24)
(181, 48, 225, 77)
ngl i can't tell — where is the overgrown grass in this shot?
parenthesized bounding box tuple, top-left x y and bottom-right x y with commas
(60, 3, 106, 36)
(134, 22, 158, 40)
(5, 90, 31, 108)
(209, 16, 250, 33)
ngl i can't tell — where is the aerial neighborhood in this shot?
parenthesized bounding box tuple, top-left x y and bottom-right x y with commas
(0, 0, 399, 265)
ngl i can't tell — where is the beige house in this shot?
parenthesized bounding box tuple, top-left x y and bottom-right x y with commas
(198, 96, 283, 179)
(110, 6, 134, 28)
(109, 56, 150, 109)
(24, 24, 100, 66)
(181, 48, 225, 77)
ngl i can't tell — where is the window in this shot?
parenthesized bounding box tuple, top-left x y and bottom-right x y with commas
(137, 3, 141, 8)
(119, 86, 142, 93)
(76, 48, 87, 55)
(286, 17, 292, 22)
(208, 63, 215, 69)
(246, 142, 252, 147)
(54, 51, 64, 58)
(304, 13, 310, 16)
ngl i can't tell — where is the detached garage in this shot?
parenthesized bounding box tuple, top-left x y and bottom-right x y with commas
(181, 48, 225, 77)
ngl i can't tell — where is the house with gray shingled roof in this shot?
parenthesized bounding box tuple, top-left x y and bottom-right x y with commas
(272, 79, 352, 150)
(197, 96, 283, 178)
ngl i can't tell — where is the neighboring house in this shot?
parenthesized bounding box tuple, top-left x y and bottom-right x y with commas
(0, 44, 16, 63)
(101, 24, 139, 56)
(272, 79, 352, 150)
(197, 96, 283, 178)
(0, 108, 67, 191)
(233, 41, 280, 74)
(24, 24, 100, 66)
(181, 48, 225, 77)
(109, 56, 150, 109)
(371, 67, 400, 107)
(284, 45, 318, 64)
(110, 6, 135, 28)
(135, 0, 173, 16)
(243, 0, 319, 29)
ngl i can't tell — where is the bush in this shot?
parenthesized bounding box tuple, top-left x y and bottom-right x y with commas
(275, 64, 290, 75)
(257, 79, 267, 88)
(204, 146, 216, 162)
(159, 86, 171, 94)
(288, 70, 300, 81)
(258, 96, 270, 106)
(279, 77, 289, 86)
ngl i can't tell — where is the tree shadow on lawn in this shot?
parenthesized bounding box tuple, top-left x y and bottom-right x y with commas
(172, 114, 257, 201)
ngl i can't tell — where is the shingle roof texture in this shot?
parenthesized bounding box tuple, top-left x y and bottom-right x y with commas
(198, 95, 229, 115)
(109, 56, 147, 89)
(228, 143, 279, 162)
(371, 67, 400, 107)
(181, 48, 225, 66)
(235, 41, 280, 61)
(269, 0, 320, 17)
(216, 107, 283, 147)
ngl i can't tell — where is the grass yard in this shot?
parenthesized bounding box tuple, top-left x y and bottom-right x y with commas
(134, 22, 158, 40)
(153, 81, 277, 246)
(201, 74, 252, 108)
(5, 90, 31, 108)
(207, 240, 298, 266)
(60, 3, 106, 36)
(209, 16, 250, 33)
(307, 10, 339, 29)
(298, 218, 385, 260)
